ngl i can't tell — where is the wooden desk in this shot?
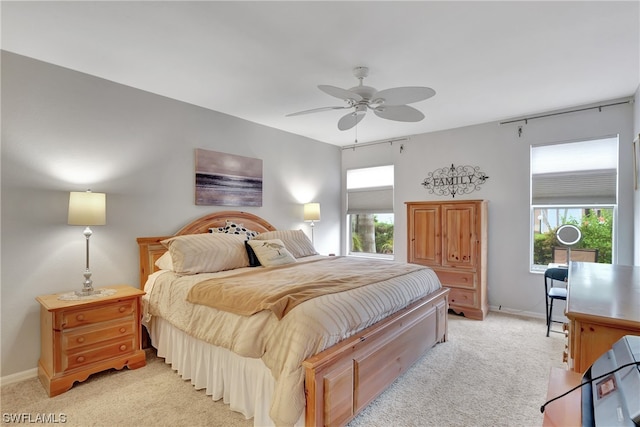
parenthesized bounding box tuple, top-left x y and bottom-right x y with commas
(565, 263, 640, 373)
(542, 367, 582, 427)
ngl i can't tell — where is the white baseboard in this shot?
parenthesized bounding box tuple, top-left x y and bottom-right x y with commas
(488, 305, 546, 320)
(488, 305, 569, 324)
(0, 367, 38, 387)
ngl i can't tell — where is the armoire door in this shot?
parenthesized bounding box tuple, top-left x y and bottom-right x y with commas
(408, 204, 441, 266)
(441, 203, 477, 269)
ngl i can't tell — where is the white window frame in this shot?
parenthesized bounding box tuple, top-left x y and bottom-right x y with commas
(529, 136, 618, 272)
(346, 165, 394, 260)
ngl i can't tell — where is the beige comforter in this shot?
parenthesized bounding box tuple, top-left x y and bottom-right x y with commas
(186, 256, 424, 319)
(145, 255, 441, 426)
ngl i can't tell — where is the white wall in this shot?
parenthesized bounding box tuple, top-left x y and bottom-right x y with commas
(343, 98, 635, 317)
(0, 52, 341, 377)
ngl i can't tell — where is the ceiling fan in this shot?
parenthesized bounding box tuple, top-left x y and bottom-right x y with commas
(286, 66, 436, 131)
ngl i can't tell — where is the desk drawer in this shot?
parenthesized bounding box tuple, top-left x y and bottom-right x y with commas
(57, 300, 136, 329)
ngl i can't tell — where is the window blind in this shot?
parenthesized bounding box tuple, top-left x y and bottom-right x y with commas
(347, 186, 394, 214)
(346, 165, 394, 214)
(531, 137, 618, 205)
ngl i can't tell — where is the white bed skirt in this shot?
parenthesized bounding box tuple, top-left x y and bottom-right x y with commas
(149, 317, 304, 427)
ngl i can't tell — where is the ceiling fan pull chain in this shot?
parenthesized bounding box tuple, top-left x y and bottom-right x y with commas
(354, 121, 358, 148)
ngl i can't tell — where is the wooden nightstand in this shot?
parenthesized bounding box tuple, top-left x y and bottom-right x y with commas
(36, 285, 146, 397)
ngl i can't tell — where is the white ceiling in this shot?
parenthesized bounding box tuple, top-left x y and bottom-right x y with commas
(2, 1, 639, 147)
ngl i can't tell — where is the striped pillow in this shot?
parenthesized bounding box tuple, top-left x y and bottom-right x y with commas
(255, 229, 317, 258)
(161, 233, 249, 274)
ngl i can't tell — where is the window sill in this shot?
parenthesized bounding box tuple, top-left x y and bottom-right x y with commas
(347, 253, 394, 261)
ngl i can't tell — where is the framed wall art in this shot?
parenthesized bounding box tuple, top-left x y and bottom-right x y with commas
(195, 148, 263, 206)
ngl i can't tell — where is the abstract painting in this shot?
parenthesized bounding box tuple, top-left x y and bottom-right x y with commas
(195, 148, 263, 206)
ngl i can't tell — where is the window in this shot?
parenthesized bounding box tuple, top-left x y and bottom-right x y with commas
(530, 137, 618, 271)
(346, 165, 394, 259)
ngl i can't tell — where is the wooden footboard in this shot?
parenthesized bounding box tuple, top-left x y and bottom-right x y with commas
(303, 287, 449, 427)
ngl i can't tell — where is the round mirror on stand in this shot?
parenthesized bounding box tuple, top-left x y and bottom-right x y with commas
(556, 224, 581, 246)
(556, 224, 581, 264)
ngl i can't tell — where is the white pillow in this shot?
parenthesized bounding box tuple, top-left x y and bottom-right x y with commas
(154, 251, 173, 271)
(161, 233, 249, 274)
(246, 239, 297, 267)
(255, 229, 317, 258)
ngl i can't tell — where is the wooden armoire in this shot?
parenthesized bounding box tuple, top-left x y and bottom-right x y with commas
(406, 200, 488, 320)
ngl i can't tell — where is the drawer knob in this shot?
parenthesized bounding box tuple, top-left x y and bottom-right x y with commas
(76, 356, 85, 363)
(76, 337, 86, 344)
(119, 327, 127, 334)
(76, 314, 85, 321)
(119, 306, 127, 313)
(119, 344, 127, 351)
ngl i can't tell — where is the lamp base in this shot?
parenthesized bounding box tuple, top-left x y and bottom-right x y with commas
(76, 267, 95, 296)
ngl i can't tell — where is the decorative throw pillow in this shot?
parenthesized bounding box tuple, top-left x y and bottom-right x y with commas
(161, 233, 249, 274)
(246, 239, 297, 267)
(154, 251, 174, 271)
(210, 220, 259, 240)
(255, 229, 317, 258)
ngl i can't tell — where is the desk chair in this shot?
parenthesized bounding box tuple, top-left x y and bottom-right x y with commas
(552, 247, 599, 264)
(544, 267, 569, 337)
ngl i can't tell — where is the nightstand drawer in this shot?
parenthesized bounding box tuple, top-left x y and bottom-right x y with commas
(63, 337, 136, 372)
(62, 320, 134, 350)
(57, 300, 135, 329)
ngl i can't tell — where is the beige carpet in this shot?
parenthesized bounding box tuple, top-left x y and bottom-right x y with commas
(1, 312, 566, 426)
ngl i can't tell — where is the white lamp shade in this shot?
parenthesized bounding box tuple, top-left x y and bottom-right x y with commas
(303, 203, 321, 222)
(68, 191, 106, 226)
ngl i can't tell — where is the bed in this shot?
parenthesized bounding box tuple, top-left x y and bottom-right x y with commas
(137, 211, 449, 426)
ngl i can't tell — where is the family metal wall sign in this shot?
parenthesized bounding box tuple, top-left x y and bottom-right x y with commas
(421, 164, 489, 198)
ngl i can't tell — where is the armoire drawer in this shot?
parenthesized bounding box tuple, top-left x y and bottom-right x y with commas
(435, 270, 476, 289)
(448, 288, 477, 308)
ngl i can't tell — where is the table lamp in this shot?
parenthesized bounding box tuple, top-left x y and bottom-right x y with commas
(303, 202, 321, 244)
(68, 190, 106, 296)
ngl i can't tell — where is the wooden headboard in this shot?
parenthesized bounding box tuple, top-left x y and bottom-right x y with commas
(136, 211, 277, 289)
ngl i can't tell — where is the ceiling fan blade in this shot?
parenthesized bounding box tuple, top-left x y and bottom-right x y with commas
(286, 106, 349, 117)
(318, 85, 363, 102)
(374, 105, 425, 122)
(337, 111, 366, 131)
(373, 87, 436, 105)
